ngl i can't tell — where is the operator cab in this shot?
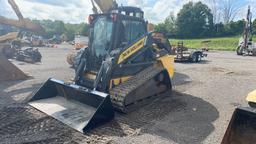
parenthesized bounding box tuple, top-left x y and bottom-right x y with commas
(87, 6, 147, 69)
(78, 6, 148, 89)
(110, 6, 144, 19)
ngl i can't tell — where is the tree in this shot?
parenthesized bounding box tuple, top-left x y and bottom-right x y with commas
(226, 20, 245, 35)
(164, 12, 177, 37)
(252, 19, 256, 35)
(65, 23, 76, 40)
(176, 1, 214, 38)
(207, 0, 221, 24)
(214, 22, 225, 36)
(220, 0, 244, 24)
(53, 20, 66, 35)
(80, 23, 89, 36)
(155, 23, 167, 34)
(155, 12, 177, 37)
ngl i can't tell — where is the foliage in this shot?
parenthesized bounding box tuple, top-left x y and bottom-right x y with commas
(176, 2, 214, 38)
(155, 1, 248, 39)
(224, 20, 245, 36)
(155, 12, 177, 37)
(252, 19, 256, 35)
(32, 19, 89, 41)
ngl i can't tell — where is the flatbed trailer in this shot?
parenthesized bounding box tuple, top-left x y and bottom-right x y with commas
(174, 42, 207, 63)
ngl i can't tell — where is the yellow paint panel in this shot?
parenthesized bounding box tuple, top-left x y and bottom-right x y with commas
(158, 55, 174, 78)
(118, 37, 146, 64)
(246, 90, 256, 103)
(109, 76, 131, 89)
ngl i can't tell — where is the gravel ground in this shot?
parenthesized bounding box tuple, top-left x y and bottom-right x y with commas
(0, 45, 255, 144)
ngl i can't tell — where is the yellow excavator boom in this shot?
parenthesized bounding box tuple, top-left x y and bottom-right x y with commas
(8, 0, 23, 19)
(92, 0, 116, 13)
(0, 32, 19, 43)
(0, 0, 45, 35)
(0, 0, 44, 81)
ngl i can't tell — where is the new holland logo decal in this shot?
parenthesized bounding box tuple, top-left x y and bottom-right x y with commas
(118, 37, 146, 64)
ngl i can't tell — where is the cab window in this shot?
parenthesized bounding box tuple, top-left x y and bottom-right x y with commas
(121, 20, 146, 45)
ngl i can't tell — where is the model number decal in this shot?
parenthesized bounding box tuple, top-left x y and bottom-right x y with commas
(118, 37, 146, 64)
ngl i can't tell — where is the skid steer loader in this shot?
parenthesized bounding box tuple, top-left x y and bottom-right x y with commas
(222, 90, 256, 144)
(29, 6, 174, 133)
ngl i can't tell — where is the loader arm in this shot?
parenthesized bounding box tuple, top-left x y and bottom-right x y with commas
(0, 0, 45, 35)
(92, 0, 116, 13)
(8, 0, 24, 20)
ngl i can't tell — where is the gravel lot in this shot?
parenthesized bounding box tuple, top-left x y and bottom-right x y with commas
(0, 44, 255, 144)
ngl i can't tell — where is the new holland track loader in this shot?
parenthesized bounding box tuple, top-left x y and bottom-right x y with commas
(29, 6, 174, 133)
(222, 90, 256, 144)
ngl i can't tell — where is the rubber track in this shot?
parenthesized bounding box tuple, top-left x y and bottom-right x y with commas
(110, 66, 164, 112)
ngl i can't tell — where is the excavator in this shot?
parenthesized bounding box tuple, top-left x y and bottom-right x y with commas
(0, 0, 45, 35)
(236, 6, 256, 56)
(29, 0, 174, 133)
(222, 90, 256, 144)
(0, 32, 29, 81)
(0, 0, 44, 81)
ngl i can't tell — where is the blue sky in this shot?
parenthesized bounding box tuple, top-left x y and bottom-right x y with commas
(0, 0, 255, 24)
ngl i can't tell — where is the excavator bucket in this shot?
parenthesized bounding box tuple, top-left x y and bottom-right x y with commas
(0, 44, 28, 81)
(221, 107, 256, 144)
(29, 78, 115, 133)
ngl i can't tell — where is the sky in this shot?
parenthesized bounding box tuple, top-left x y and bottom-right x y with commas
(0, 0, 255, 24)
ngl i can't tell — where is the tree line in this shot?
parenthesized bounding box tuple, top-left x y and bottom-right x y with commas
(0, 20, 89, 41)
(155, 1, 255, 39)
(1, 1, 254, 40)
(32, 20, 89, 41)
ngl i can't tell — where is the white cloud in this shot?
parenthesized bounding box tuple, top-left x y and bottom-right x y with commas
(1, 0, 92, 23)
(0, 0, 251, 24)
(143, 0, 200, 24)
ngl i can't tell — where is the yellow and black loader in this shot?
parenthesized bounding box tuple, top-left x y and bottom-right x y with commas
(29, 6, 174, 133)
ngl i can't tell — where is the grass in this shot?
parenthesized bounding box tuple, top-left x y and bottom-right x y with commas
(170, 36, 241, 51)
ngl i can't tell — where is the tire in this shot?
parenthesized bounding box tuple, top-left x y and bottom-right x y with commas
(249, 102, 256, 108)
(252, 48, 256, 56)
(196, 53, 202, 62)
(191, 53, 197, 63)
(236, 46, 243, 55)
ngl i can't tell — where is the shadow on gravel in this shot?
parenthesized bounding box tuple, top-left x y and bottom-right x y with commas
(90, 91, 219, 144)
(144, 91, 219, 144)
(173, 72, 191, 86)
(172, 72, 201, 92)
(175, 60, 211, 65)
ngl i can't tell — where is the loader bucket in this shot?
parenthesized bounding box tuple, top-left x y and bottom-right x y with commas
(221, 107, 256, 144)
(0, 45, 28, 81)
(29, 78, 114, 133)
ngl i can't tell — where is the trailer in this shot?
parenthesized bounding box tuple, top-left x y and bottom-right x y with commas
(174, 42, 207, 63)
